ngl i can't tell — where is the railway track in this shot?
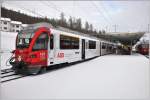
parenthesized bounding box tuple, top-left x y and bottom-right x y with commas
(1, 68, 26, 83)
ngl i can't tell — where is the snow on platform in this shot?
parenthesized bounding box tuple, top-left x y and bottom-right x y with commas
(1, 54, 149, 99)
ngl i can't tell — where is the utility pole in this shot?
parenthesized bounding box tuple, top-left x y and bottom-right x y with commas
(113, 24, 117, 32)
(148, 24, 150, 32)
(148, 24, 150, 60)
(148, 24, 150, 58)
(130, 40, 133, 55)
(105, 26, 108, 32)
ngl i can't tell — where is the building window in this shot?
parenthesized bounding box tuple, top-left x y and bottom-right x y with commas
(60, 34, 79, 49)
(89, 40, 96, 49)
(4, 27, 7, 30)
(3, 22, 7, 25)
(16, 25, 19, 28)
(16, 30, 19, 32)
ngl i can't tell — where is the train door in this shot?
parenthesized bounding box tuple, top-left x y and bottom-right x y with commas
(48, 34, 54, 65)
(82, 39, 85, 59)
(100, 42, 101, 56)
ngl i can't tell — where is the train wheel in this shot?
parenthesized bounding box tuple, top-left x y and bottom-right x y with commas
(39, 67, 46, 74)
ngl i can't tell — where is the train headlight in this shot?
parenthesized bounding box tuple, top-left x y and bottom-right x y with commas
(18, 56, 21, 61)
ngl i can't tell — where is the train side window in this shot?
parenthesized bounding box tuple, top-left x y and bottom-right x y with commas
(60, 34, 79, 49)
(102, 43, 106, 49)
(32, 33, 48, 51)
(86, 42, 88, 49)
(50, 34, 54, 49)
(71, 37, 79, 49)
(60, 35, 71, 49)
(89, 40, 96, 49)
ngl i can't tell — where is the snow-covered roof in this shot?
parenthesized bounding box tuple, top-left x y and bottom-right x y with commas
(11, 21, 22, 25)
(140, 33, 149, 41)
(0, 17, 11, 21)
(22, 24, 28, 27)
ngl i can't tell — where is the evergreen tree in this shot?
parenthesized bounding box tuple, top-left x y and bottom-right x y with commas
(76, 18, 82, 31)
(59, 12, 67, 27)
(102, 30, 106, 34)
(1, 7, 112, 41)
(89, 24, 93, 32)
(85, 21, 89, 31)
(69, 16, 73, 29)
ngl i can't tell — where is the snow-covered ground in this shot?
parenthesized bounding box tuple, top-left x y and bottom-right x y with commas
(1, 54, 149, 100)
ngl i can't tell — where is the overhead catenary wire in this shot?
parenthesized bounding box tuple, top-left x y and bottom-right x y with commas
(90, 1, 112, 26)
(41, 1, 72, 19)
(99, 2, 113, 24)
(99, 1, 114, 32)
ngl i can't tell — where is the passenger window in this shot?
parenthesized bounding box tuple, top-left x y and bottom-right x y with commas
(86, 42, 88, 49)
(32, 33, 48, 51)
(102, 43, 106, 49)
(50, 34, 54, 49)
(60, 35, 79, 49)
(89, 40, 96, 49)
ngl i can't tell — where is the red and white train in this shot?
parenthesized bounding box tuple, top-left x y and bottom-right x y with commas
(136, 43, 149, 55)
(10, 22, 116, 74)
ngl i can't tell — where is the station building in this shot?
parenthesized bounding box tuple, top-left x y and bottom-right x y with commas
(0, 17, 28, 32)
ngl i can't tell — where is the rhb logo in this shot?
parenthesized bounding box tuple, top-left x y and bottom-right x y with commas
(57, 52, 64, 58)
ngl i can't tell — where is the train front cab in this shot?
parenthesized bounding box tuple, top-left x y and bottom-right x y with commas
(138, 44, 149, 55)
(11, 26, 51, 74)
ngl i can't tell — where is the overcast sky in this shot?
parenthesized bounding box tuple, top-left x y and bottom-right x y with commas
(2, 1, 150, 33)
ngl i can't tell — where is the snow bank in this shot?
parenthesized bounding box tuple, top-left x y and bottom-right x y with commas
(0, 31, 17, 69)
(0, 31, 17, 52)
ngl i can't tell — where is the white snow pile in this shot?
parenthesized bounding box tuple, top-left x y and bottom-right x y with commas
(0, 31, 17, 69)
(0, 31, 17, 52)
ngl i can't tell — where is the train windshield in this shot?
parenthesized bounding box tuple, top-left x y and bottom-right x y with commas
(142, 44, 149, 48)
(16, 29, 34, 49)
